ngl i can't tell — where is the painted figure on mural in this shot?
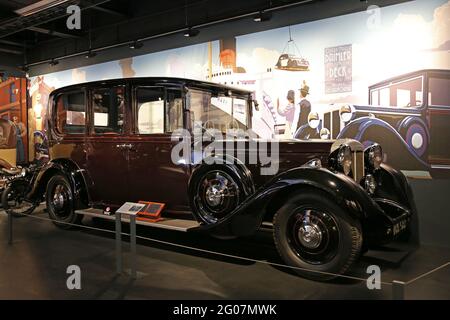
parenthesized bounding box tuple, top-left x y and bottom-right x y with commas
(13, 116, 27, 164)
(296, 81, 311, 130)
(277, 90, 296, 136)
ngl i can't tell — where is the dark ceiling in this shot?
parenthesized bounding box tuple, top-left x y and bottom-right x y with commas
(0, 0, 411, 76)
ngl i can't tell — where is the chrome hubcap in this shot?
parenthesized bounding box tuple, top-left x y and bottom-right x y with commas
(298, 223, 323, 249)
(287, 209, 340, 264)
(52, 189, 65, 210)
(196, 170, 240, 224)
(206, 185, 224, 207)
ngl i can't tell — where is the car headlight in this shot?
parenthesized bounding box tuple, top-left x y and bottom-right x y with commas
(308, 112, 320, 129)
(320, 128, 330, 140)
(337, 144, 352, 176)
(365, 144, 383, 171)
(339, 104, 355, 123)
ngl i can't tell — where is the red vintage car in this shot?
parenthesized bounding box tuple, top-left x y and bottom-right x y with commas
(21, 77, 415, 280)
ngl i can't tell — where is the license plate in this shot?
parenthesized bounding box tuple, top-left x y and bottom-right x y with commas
(393, 218, 409, 236)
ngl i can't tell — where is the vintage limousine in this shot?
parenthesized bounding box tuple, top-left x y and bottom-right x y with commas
(26, 77, 415, 280)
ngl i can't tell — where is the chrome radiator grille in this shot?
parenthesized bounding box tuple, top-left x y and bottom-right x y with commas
(323, 111, 341, 139)
(352, 151, 365, 183)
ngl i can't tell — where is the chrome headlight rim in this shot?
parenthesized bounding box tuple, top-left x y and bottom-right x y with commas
(339, 104, 355, 123)
(337, 144, 352, 176)
(320, 128, 330, 140)
(308, 111, 320, 129)
(365, 143, 383, 171)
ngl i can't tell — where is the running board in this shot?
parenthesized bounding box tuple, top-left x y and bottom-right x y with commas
(75, 208, 201, 232)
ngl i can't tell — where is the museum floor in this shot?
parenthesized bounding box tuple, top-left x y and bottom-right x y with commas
(0, 179, 449, 300)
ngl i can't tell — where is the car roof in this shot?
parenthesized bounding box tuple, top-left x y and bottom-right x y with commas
(49, 77, 253, 97)
(369, 69, 450, 89)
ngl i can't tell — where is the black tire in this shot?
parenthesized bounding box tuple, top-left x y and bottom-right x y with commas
(189, 165, 245, 225)
(273, 191, 362, 281)
(1, 181, 37, 217)
(46, 174, 81, 229)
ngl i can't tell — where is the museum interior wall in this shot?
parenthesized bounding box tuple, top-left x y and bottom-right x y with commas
(23, 0, 450, 246)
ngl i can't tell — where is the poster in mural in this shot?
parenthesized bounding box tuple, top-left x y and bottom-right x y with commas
(324, 44, 352, 94)
(29, 0, 450, 177)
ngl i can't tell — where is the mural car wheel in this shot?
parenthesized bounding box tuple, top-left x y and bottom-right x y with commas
(46, 174, 82, 229)
(404, 123, 428, 158)
(191, 167, 242, 225)
(273, 191, 362, 281)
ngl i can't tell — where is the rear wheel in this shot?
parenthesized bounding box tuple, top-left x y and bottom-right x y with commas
(273, 191, 362, 281)
(46, 174, 81, 229)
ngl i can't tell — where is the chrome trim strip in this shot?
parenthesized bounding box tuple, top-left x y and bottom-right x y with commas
(431, 165, 450, 169)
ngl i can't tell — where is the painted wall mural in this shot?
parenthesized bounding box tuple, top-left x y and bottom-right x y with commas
(29, 0, 450, 176)
(0, 75, 28, 167)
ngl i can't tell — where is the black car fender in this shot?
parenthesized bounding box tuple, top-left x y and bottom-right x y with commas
(373, 163, 412, 207)
(200, 166, 383, 237)
(397, 116, 430, 144)
(188, 154, 256, 198)
(28, 159, 89, 207)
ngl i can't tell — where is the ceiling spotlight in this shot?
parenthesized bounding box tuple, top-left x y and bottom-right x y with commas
(129, 41, 143, 49)
(184, 28, 200, 37)
(253, 11, 272, 22)
(85, 50, 97, 59)
(49, 59, 59, 66)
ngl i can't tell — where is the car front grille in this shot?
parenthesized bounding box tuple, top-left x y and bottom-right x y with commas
(352, 151, 365, 183)
(323, 111, 341, 139)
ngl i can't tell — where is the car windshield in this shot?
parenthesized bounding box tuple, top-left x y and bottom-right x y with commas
(188, 89, 249, 133)
(370, 76, 423, 108)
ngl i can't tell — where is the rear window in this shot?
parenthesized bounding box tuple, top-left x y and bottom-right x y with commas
(55, 91, 86, 134)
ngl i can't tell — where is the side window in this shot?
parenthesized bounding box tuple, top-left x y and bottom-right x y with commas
(137, 87, 165, 134)
(56, 91, 86, 134)
(371, 90, 379, 106)
(92, 87, 125, 134)
(429, 77, 450, 107)
(136, 87, 183, 134)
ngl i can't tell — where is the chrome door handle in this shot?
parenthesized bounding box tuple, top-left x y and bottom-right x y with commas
(116, 144, 133, 149)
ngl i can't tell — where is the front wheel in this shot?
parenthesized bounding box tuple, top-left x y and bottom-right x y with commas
(2, 181, 37, 217)
(273, 191, 362, 281)
(46, 174, 81, 229)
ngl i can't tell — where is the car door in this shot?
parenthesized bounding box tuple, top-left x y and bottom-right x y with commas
(126, 85, 191, 213)
(84, 84, 130, 206)
(427, 74, 450, 167)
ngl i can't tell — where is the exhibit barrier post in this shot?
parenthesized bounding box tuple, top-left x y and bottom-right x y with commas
(130, 215, 137, 279)
(115, 211, 122, 274)
(392, 280, 405, 300)
(7, 212, 12, 245)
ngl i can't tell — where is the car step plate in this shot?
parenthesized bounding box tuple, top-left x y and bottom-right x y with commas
(75, 208, 200, 232)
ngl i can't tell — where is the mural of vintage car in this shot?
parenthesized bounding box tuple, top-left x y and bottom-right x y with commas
(25, 78, 415, 281)
(303, 69, 450, 173)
